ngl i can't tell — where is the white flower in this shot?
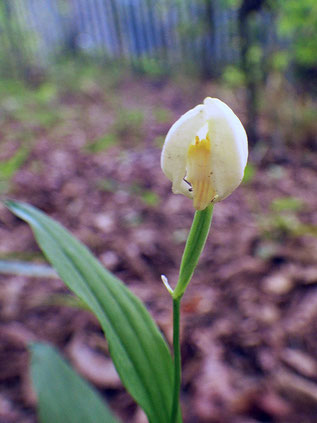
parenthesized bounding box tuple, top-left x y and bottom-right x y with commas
(161, 97, 248, 211)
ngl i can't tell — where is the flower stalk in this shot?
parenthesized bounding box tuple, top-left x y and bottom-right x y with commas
(170, 297, 181, 423)
(170, 204, 214, 422)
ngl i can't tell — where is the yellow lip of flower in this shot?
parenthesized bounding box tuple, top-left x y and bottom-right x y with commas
(186, 133, 216, 211)
(161, 97, 248, 210)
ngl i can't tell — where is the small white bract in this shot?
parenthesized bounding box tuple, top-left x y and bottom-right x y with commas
(161, 97, 248, 211)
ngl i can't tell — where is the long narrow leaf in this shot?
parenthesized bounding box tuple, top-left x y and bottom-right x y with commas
(30, 342, 120, 423)
(7, 201, 177, 423)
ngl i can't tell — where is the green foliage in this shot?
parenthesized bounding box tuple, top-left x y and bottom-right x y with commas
(270, 51, 289, 72)
(0, 78, 61, 128)
(257, 196, 317, 239)
(222, 66, 245, 88)
(0, 146, 30, 194)
(49, 57, 125, 95)
(218, 0, 242, 8)
(0, 146, 29, 180)
(258, 212, 300, 238)
(33, 82, 58, 103)
(0, 1, 39, 79)
(138, 57, 167, 78)
(271, 196, 303, 213)
(97, 178, 160, 208)
(247, 45, 263, 68)
(0, 78, 30, 99)
(277, 0, 317, 68)
(129, 183, 160, 207)
(14, 107, 61, 127)
(85, 134, 118, 153)
(6, 201, 178, 423)
(30, 342, 119, 423)
(242, 162, 256, 184)
(177, 19, 207, 39)
(84, 105, 146, 152)
(139, 190, 160, 207)
(262, 73, 317, 146)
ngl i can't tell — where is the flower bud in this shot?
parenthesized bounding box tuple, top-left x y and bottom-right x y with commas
(161, 97, 248, 210)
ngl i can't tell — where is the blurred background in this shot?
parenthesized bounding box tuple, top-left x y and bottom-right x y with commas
(1, 0, 317, 422)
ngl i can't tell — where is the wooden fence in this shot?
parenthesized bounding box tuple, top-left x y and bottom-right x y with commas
(0, 0, 277, 78)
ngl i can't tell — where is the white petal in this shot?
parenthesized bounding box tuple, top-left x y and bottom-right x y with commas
(160, 104, 205, 198)
(204, 98, 248, 201)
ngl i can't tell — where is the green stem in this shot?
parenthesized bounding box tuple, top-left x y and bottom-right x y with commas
(170, 204, 214, 422)
(170, 298, 181, 423)
(173, 204, 214, 300)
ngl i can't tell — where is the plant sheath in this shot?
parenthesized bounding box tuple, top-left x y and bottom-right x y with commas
(173, 204, 214, 300)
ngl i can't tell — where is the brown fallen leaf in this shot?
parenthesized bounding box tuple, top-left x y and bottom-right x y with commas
(67, 334, 121, 388)
(281, 348, 317, 378)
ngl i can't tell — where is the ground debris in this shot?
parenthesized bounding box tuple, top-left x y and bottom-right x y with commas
(1, 75, 317, 422)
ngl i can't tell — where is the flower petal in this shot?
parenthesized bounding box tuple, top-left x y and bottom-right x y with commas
(161, 104, 205, 198)
(204, 98, 248, 201)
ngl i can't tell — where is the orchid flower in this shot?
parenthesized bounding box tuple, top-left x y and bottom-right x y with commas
(161, 97, 248, 210)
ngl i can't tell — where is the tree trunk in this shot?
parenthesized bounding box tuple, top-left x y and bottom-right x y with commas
(238, 0, 267, 144)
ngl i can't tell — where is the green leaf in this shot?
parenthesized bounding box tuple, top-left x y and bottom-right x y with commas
(6, 200, 177, 423)
(30, 342, 119, 423)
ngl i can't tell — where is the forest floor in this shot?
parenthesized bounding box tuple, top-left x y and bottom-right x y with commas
(1, 67, 317, 423)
